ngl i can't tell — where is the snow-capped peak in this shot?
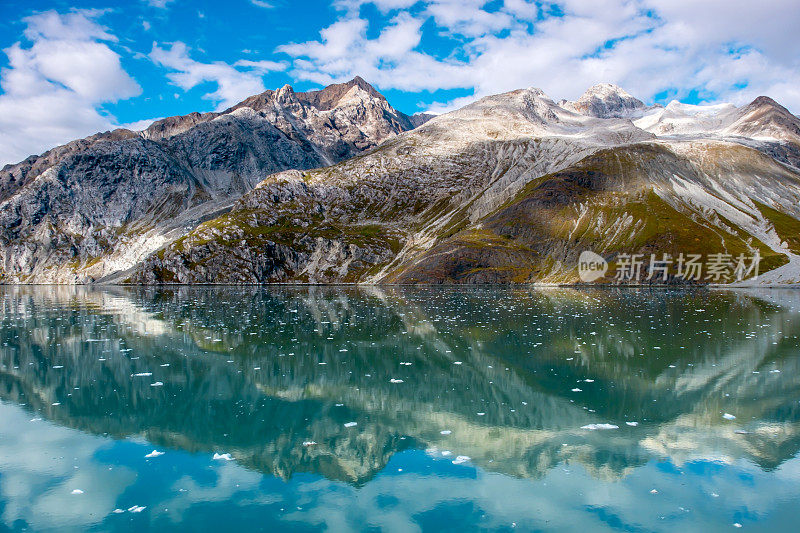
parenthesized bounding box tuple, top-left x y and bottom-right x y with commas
(582, 83, 635, 100)
(563, 83, 646, 119)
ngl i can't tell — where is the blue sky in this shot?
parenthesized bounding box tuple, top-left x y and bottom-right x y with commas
(1, 0, 799, 165)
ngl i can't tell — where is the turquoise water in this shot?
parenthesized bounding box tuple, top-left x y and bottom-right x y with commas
(1, 286, 800, 531)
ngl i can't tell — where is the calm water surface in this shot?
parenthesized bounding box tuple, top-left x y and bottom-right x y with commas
(1, 286, 800, 531)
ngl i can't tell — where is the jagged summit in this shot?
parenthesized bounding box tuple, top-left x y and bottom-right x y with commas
(227, 76, 386, 114)
(299, 76, 387, 110)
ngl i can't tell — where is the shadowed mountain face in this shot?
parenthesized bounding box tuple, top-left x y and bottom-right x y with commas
(2, 286, 800, 485)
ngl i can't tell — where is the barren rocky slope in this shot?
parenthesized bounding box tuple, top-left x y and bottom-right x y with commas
(0, 77, 428, 283)
(2, 80, 800, 285)
(128, 84, 800, 285)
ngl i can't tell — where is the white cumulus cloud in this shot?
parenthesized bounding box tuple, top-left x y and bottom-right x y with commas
(278, 0, 800, 114)
(0, 10, 141, 166)
(150, 42, 287, 110)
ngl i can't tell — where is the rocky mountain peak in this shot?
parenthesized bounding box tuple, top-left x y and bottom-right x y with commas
(275, 83, 296, 101)
(725, 95, 800, 143)
(225, 76, 387, 115)
(564, 83, 646, 118)
(295, 76, 387, 111)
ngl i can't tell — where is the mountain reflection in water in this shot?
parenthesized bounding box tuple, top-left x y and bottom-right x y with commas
(1, 286, 800, 531)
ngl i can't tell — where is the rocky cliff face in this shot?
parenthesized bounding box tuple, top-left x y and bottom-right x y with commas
(3, 80, 800, 285)
(0, 77, 428, 283)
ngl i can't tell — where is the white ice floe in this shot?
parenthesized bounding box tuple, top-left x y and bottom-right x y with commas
(571, 388, 583, 392)
(150, 382, 164, 387)
(132, 373, 152, 377)
(145, 450, 164, 458)
(71, 489, 84, 495)
(452, 455, 471, 465)
(440, 430, 452, 435)
(212, 453, 234, 461)
(390, 378, 404, 383)
(581, 423, 619, 430)
(344, 422, 358, 428)
(302, 441, 317, 446)
(626, 422, 639, 426)
(723, 413, 737, 420)
(128, 506, 146, 513)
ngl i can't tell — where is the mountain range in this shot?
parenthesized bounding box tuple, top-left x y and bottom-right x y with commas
(1, 77, 799, 285)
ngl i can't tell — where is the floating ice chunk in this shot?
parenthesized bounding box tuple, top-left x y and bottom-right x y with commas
(581, 423, 619, 430)
(400, 362, 412, 366)
(302, 441, 317, 446)
(344, 422, 358, 428)
(132, 373, 152, 377)
(650, 489, 658, 494)
(626, 422, 639, 426)
(571, 388, 583, 392)
(213, 453, 234, 461)
(452, 455, 471, 465)
(723, 413, 736, 420)
(390, 379, 404, 383)
(733, 524, 742, 528)
(440, 430, 452, 435)
(145, 450, 164, 458)
(128, 506, 146, 513)
(53, 365, 64, 369)
(477, 412, 485, 416)
(71, 489, 84, 495)
(453, 362, 462, 365)
(112, 509, 125, 514)
(150, 382, 164, 387)
(441, 450, 452, 456)
(584, 379, 594, 383)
